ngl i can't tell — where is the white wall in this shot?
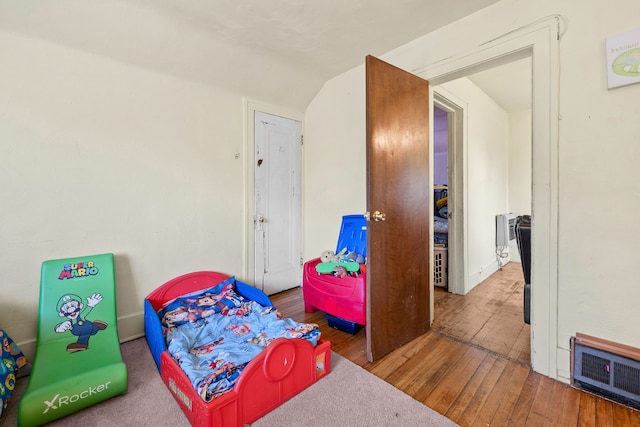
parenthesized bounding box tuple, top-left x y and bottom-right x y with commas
(304, 0, 640, 381)
(508, 110, 533, 217)
(553, 0, 640, 378)
(303, 66, 367, 259)
(437, 79, 510, 288)
(0, 31, 302, 358)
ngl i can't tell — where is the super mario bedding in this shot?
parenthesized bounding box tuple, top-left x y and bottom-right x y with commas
(158, 277, 321, 402)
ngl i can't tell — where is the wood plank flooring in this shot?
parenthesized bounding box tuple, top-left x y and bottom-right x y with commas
(432, 263, 531, 365)
(272, 262, 640, 426)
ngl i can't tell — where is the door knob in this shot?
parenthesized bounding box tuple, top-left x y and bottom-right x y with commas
(372, 211, 386, 222)
(364, 211, 386, 222)
(258, 216, 266, 223)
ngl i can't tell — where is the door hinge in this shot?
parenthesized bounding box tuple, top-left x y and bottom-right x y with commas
(300, 257, 304, 267)
(300, 135, 304, 145)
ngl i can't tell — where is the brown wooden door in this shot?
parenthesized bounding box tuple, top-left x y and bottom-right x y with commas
(365, 55, 431, 362)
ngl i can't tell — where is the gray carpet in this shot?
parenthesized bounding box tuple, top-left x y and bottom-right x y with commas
(2, 338, 457, 426)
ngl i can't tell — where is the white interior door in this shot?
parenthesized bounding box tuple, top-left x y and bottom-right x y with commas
(254, 111, 302, 295)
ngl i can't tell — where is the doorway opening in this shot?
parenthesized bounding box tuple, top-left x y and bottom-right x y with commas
(430, 57, 533, 365)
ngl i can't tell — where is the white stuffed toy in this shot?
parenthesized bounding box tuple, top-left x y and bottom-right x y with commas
(320, 248, 346, 263)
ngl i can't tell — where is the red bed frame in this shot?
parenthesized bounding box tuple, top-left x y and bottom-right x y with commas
(144, 271, 331, 427)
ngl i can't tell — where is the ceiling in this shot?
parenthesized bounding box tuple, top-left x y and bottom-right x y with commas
(120, 0, 504, 81)
(433, 57, 531, 153)
(468, 57, 532, 113)
(0, 0, 505, 107)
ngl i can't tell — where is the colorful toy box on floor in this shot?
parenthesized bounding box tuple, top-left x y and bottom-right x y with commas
(144, 271, 331, 427)
(18, 254, 128, 427)
(303, 214, 367, 326)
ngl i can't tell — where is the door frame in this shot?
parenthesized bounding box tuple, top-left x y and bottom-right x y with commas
(243, 99, 304, 285)
(414, 17, 560, 378)
(432, 90, 467, 298)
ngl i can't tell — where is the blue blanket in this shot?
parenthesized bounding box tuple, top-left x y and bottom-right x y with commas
(159, 278, 320, 402)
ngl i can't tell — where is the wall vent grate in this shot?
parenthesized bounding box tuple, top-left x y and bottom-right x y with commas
(614, 362, 640, 396)
(581, 352, 611, 385)
(571, 333, 640, 409)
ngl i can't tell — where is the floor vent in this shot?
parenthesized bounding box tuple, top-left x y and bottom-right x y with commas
(571, 333, 640, 409)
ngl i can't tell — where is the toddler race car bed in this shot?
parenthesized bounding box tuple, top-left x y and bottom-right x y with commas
(144, 271, 331, 427)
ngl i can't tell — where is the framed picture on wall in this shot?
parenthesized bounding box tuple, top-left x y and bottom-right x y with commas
(606, 28, 640, 89)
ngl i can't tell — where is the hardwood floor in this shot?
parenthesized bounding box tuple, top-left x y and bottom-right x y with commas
(272, 263, 640, 426)
(432, 263, 531, 365)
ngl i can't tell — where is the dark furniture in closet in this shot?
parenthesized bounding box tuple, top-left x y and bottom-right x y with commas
(515, 215, 531, 324)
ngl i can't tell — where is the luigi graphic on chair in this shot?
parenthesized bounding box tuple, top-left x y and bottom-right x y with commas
(54, 293, 107, 352)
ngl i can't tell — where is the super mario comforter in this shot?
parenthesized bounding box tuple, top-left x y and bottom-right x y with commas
(159, 277, 320, 402)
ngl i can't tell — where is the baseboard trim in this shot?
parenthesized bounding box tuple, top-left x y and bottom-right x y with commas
(469, 260, 500, 290)
(117, 311, 145, 342)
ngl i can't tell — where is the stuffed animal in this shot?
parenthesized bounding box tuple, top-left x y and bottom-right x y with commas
(344, 251, 366, 264)
(320, 250, 339, 263)
(321, 248, 365, 264)
(332, 265, 348, 278)
(320, 248, 346, 263)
